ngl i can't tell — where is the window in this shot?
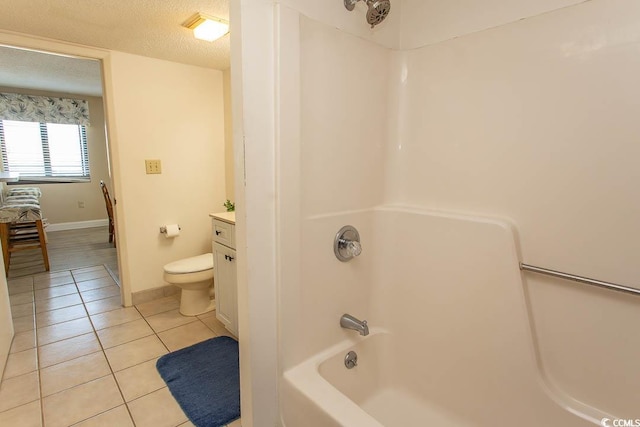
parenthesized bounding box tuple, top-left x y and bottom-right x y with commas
(0, 119, 90, 182)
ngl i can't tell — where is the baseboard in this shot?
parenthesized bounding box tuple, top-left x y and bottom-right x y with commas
(47, 219, 109, 232)
(132, 285, 180, 306)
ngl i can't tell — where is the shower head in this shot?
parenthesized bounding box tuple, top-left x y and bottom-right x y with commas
(344, 0, 391, 28)
(365, 0, 391, 28)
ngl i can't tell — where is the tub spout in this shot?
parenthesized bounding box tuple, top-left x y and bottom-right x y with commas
(340, 314, 369, 336)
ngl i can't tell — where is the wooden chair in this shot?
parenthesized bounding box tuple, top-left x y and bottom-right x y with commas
(0, 204, 50, 276)
(100, 181, 116, 246)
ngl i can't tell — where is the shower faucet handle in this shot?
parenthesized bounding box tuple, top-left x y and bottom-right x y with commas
(334, 225, 362, 262)
(344, 240, 362, 258)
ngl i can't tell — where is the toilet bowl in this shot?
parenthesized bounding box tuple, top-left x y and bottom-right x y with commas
(163, 253, 214, 316)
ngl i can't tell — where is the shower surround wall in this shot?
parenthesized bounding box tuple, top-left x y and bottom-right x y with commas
(276, 0, 640, 422)
(390, 0, 640, 418)
(277, 1, 396, 372)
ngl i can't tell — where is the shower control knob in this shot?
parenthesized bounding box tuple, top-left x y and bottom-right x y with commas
(345, 240, 362, 258)
(334, 225, 362, 262)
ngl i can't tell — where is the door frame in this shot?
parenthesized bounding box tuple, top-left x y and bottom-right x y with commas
(0, 31, 131, 306)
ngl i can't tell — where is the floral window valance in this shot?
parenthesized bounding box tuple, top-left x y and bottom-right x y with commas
(0, 92, 90, 126)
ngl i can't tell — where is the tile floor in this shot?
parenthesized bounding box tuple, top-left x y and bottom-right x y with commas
(7, 227, 118, 282)
(1, 265, 241, 427)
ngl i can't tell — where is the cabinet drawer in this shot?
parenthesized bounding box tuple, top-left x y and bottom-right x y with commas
(212, 218, 235, 248)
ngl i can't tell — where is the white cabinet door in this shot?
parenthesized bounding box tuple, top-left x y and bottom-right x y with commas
(213, 242, 238, 336)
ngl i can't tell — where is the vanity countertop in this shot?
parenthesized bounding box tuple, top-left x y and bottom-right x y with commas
(210, 211, 235, 225)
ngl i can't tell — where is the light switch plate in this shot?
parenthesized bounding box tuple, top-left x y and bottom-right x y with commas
(145, 159, 162, 174)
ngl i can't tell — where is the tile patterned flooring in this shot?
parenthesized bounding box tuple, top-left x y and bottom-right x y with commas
(7, 226, 119, 282)
(1, 265, 241, 427)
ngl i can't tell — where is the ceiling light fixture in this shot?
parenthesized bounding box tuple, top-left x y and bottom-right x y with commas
(183, 13, 229, 42)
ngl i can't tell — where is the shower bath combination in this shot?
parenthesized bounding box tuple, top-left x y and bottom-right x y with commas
(344, 0, 391, 28)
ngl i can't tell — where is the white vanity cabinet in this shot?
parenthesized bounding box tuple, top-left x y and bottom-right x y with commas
(210, 212, 238, 336)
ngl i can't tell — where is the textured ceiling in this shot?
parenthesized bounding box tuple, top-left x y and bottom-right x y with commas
(0, 0, 230, 97)
(0, 47, 103, 97)
(0, 0, 230, 70)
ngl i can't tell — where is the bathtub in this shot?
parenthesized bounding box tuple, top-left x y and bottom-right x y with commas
(284, 329, 476, 427)
(283, 331, 600, 426)
(281, 207, 611, 426)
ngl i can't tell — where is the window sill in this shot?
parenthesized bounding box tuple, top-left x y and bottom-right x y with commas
(7, 177, 91, 185)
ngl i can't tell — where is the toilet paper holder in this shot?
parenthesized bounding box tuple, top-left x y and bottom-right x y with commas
(159, 225, 181, 234)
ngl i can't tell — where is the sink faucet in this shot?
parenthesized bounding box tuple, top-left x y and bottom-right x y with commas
(340, 314, 369, 336)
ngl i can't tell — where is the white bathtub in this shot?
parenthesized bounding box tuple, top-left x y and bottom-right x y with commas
(281, 207, 610, 426)
(284, 329, 477, 427)
(283, 328, 602, 427)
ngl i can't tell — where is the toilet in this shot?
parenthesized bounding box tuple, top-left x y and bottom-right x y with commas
(163, 253, 214, 316)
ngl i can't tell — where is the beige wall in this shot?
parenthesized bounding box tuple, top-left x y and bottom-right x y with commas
(0, 25, 228, 400)
(223, 68, 235, 202)
(0, 86, 111, 225)
(107, 52, 226, 294)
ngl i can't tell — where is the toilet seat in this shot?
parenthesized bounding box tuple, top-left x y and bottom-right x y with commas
(164, 253, 213, 274)
(164, 253, 214, 284)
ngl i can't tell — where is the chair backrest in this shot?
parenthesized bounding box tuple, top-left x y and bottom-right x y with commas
(100, 180, 114, 220)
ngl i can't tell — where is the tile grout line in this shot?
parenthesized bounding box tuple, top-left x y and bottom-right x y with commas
(8, 277, 42, 423)
(71, 268, 138, 427)
(36, 333, 102, 370)
(133, 302, 175, 426)
(109, 301, 208, 425)
(3, 229, 116, 420)
(102, 262, 120, 287)
(5, 268, 221, 427)
(133, 302, 220, 427)
(33, 277, 46, 427)
(0, 277, 41, 423)
(135, 305, 171, 353)
(36, 271, 81, 426)
(35, 303, 183, 371)
(8, 268, 123, 426)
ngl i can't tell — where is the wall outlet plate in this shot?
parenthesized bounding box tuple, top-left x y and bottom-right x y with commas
(145, 159, 162, 174)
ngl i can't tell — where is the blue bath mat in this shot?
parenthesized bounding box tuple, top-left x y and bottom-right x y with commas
(156, 336, 240, 427)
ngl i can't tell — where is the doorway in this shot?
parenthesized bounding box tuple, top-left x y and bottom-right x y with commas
(0, 42, 122, 296)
